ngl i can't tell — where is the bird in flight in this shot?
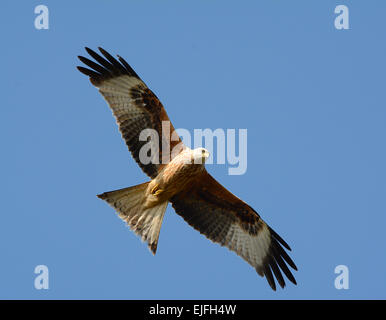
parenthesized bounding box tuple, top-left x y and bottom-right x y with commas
(77, 47, 297, 290)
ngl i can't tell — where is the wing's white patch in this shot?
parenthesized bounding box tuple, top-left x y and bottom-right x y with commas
(225, 222, 271, 269)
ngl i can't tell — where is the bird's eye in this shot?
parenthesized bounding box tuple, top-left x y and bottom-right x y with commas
(202, 149, 205, 154)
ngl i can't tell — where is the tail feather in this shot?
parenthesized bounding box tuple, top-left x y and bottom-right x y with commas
(97, 182, 168, 254)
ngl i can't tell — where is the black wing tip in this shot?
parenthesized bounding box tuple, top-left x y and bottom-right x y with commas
(258, 229, 298, 291)
(268, 256, 286, 289)
(85, 46, 98, 56)
(98, 46, 108, 55)
(260, 261, 296, 291)
(77, 55, 91, 64)
(268, 226, 292, 251)
(262, 265, 277, 291)
(77, 47, 140, 83)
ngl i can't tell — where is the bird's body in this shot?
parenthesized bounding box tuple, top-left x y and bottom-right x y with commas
(77, 47, 298, 291)
(144, 147, 208, 208)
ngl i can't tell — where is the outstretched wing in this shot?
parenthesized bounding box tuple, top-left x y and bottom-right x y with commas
(77, 47, 184, 178)
(170, 171, 297, 291)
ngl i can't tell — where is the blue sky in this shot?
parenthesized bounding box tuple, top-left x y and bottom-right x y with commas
(1, 1, 385, 299)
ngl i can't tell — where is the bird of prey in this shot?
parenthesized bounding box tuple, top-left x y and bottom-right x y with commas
(77, 47, 297, 290)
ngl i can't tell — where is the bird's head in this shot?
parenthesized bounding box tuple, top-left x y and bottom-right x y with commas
(192, 147, 210, 164)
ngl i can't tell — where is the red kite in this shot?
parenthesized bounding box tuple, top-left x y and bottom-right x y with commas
(77, 48, 297, 290)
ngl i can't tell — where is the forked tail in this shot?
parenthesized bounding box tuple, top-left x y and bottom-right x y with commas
(97, 182, 168, 254)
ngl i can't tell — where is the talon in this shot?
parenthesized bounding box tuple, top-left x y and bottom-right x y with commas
(154, 189, 163, 196)
(151, 185, 158, 194)
(151, 184, 162, 195)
